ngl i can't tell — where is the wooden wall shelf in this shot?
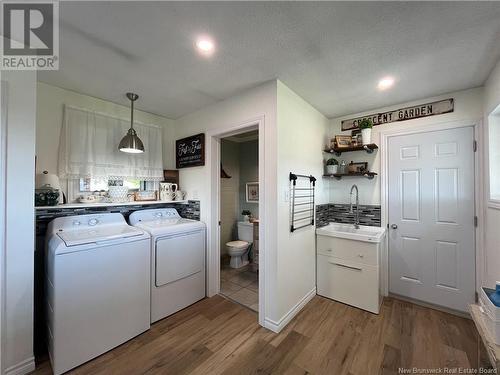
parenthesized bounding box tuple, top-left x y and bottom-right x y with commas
(323, 172, 378, 180)
(323, 143, 378, 156)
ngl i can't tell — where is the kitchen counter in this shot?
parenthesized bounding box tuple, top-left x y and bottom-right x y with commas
(36, 200, 188, 210)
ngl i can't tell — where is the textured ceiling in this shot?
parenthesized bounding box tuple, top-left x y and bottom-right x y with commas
(39, 1, 500, 119)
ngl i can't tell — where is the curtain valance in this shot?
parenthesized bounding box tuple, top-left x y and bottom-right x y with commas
(58, 105, 163, 181)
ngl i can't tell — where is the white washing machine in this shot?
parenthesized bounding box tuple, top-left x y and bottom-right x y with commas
(45, 213, 151, 375)
(129, 208, 206, 323)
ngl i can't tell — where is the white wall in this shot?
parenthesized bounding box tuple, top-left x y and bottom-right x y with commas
(220, 140, 240, 255)
(483, 58, 500, 288)
(329, 88, 484, 204)
(1, 70, 37, 374)
(174, 80, 278, 326)
(175, 80, 329, 330)
(274, 81, 329, 325)
(239, 140, 259, 218)
(0, 79, 5, 375)
(220, 138, 259, 256)
(36, 82, 176, 175)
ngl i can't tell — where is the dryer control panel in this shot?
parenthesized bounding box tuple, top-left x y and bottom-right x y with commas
(129, 208, 181, 224)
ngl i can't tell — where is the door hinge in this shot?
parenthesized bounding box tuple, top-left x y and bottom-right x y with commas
(473, 140, 478, 152)
(218, 221, 222, 226)
(474, 216, 478, 227)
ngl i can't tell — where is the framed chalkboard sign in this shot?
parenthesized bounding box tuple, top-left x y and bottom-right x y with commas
(176, 133, 205, 169)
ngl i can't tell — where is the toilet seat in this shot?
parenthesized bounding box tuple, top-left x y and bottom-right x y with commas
(226, 240, 248, 249)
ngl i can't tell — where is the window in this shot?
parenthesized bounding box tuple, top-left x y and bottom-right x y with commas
(59, 106, 163, 181)
(79, 178, 142, 192)
(488, 109, 500, 205)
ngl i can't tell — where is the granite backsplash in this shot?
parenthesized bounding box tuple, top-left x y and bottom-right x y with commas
(35, 200, 201, 236)
(316, 203, 381, 228)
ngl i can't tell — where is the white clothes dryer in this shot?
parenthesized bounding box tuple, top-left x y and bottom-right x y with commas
(129, 208, 206, 323)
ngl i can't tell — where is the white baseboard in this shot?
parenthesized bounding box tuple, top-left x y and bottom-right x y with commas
(4, 357, 35, 375)
(264, 287, 316, 333)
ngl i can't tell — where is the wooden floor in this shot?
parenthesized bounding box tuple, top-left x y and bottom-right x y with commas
(32, 295, 483, 375)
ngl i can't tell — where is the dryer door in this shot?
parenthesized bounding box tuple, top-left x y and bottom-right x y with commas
(155, 230, 205, 287)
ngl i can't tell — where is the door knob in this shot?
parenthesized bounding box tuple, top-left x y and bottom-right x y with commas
(391, 224, 398, 229)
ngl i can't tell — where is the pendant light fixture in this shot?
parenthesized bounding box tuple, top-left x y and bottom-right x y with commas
(119, 92, 144, 153)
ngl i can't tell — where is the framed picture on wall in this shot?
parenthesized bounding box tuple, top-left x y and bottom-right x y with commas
(334, 135, 352, 148)
(246, 182, 259, 203)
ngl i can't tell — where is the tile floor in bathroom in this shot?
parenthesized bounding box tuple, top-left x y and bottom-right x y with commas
(220, 261, 258, 312)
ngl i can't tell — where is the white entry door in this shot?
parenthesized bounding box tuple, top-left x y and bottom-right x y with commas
(388, 126, 475, 312)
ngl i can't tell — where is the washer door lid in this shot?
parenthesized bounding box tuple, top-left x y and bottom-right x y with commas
(155, 230, 204, 287)
(57, 225, 143, 247)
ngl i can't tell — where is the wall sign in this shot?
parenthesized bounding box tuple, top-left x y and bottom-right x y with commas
(341, 98, 454, 131)
(176, 133, 205, 169)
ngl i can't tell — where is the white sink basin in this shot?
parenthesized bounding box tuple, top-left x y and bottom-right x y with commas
(316, 223, 385, 243)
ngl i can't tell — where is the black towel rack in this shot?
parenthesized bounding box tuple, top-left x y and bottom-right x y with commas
(289, 172, 316, 232)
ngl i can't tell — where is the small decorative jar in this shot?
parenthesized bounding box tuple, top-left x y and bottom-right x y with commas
(339, 160, 347, 174)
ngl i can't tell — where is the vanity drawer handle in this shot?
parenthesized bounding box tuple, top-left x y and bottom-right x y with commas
(324, 249, 332, 252)
(328, 262, 362, 272)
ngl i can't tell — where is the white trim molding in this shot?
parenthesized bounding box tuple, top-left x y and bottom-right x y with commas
(206, 116, 266, 327)
(487, 200, 500, 210)
(4, 357, 35, 375)
(0, 81, 7, 375)
(485, 107, 500, 209)
(264, 287, 316, 333)
(379, 118, 483, 296)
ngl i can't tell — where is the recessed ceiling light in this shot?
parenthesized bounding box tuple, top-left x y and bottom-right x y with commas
(195, 37, 215, 56)
(378, 76, 395, 91)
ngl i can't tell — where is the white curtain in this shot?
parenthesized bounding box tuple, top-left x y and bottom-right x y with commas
(58, 105, 163, 181)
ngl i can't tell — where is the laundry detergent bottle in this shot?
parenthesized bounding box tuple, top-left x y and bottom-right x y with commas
(489, 281, 500, 307)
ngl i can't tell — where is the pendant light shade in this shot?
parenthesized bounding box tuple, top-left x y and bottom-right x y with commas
(119, 92, 145, 154)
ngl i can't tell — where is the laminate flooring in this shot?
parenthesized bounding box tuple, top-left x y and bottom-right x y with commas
(31, 295, 484, 375)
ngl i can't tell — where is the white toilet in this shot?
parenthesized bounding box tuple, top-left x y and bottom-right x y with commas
(226, 221, 253, 269)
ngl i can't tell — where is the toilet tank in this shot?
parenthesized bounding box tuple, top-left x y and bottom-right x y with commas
(237, 222, 254, 243)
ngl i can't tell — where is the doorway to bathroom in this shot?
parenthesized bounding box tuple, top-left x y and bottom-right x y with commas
(218, 130, 259, 312)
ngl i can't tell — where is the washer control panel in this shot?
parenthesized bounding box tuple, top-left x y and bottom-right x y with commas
(88, 218, 99, 226)
(54, 213, 126, 232)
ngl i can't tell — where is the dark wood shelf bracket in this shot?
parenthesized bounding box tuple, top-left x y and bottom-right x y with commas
(323, 172, 378, 180)
(323, 143, 379, 157)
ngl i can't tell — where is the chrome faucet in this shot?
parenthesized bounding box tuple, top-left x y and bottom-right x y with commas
(349, 184, 360, 229)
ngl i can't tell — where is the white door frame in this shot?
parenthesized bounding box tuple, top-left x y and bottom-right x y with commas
(0, 81, 8, 374)
(207, 116, 265, 326)
(379, 118, 484, 297)
(0, 80, 8, 374)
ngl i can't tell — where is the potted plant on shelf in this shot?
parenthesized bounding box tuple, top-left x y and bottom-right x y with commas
(358, 118, 373, 145)
(242, 210, 251, 222)
(326, 158, 339, 175)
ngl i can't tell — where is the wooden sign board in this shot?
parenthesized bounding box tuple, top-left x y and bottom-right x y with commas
(341, 98, 454, 131)
(176, 133, 205, 169)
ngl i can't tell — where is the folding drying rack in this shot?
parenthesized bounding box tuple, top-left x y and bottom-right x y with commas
(289, 172, 316, 232)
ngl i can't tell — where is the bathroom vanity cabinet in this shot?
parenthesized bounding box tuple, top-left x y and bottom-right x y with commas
(316, 223, 385, 314)
(252, 221, 259, 272)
